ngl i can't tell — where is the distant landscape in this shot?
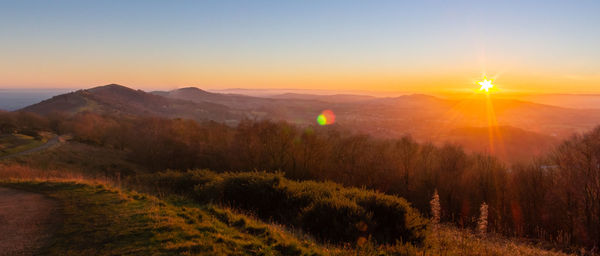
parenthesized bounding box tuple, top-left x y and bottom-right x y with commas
(13, 84, 600, 163)
(0, 89, 71, 111)
(2, 1, 600, 255)
(0, 83, 599, 255)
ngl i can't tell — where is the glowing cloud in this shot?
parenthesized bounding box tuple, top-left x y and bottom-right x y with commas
(317, 110, 335, 125)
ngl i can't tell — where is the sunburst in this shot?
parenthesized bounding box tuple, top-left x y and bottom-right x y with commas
(478, 79, 494, 92)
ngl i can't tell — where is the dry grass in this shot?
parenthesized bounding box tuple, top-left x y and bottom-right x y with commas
(0, 163, 84, 180)
(419, 225, 573, 256)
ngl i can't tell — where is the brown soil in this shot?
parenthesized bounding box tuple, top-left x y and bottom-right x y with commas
(0, 187, 61, 256)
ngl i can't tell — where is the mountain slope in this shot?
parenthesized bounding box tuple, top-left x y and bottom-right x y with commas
(154, 87, 336, 122)
(19, 85, 600, 162)
(22, 84, 239, 122)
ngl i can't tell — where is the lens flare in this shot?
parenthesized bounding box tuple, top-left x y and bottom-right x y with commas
(317, 114, 327, 125)
(316, 110, 335, 125)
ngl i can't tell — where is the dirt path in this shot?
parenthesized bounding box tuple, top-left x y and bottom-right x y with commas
(0, 136, 61, 161)
(0, 187, 61, 255)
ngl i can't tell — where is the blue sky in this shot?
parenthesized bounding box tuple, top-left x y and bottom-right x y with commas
(1, 0, 599, 93)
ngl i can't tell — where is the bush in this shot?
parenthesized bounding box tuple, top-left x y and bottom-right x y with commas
(197, 172, 296, 221)
(349, 191, 428, 244)
(134, 170, 428, 245)
(300, 197, 367, 243)
(132, 169, 217, 196)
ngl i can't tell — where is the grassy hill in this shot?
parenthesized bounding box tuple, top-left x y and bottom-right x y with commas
(0, 173, 571, 256)
(1, 180, 328, 256)
(21, 84, 239, 122)
(17, 84, 600, 163)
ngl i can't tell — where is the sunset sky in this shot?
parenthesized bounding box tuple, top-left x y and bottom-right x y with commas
(1, 0, 599, 94)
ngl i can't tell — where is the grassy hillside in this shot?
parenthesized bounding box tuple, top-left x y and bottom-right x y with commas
(1, 181, 328, 256)
(0, 165, 574, 255)
(21, 84, 238, 122)
(1, 141, 144, 177)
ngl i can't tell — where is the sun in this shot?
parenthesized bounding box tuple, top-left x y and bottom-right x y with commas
(478, 78, 494, 92)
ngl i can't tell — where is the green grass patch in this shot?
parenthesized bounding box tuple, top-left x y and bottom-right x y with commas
(0, 133, 46, 157)
(1, 181, 327, 256)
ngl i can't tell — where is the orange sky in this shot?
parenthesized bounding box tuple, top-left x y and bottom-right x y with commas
(1, 1, 598, 94)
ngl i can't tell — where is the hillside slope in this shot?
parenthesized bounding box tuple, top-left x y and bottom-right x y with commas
(1, 181, 326, 256)
(22, 84, 239, 122)
(18, 84, 600, 162)
(0, 171, 572, 256)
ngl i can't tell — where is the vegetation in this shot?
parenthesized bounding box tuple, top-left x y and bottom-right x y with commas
(133, 170, 427, 245)
(1, 109, 598, 252)
(0, 165, 572, 256)
(2, 141, 144, 177)
(1, 180, 328, 256)
(421, 225, 568, 256)
(0, 133, 46, 157)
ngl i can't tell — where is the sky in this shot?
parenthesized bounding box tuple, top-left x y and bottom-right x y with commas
(0, 0, 599, 94)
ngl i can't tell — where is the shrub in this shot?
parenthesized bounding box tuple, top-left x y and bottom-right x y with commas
(197, 172, 296, 221)
(300, 197, 367, 243)
(350, 192, 428, 244)
(132, 169, 217, 196)
(194, 170, 427, 245)
(135, 170, 428, 245)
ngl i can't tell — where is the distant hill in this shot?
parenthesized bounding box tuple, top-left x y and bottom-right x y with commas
(513, 94, 600, 109)
(153, 87, 275, 110)
(22, 85, 600, 140)
(338, 94, 600, 140)
(21, 84, 239, 122)
(0, 89, 71, 111)
(270, 93, 376, 103)
(443, 126, 560, 163)
(18, 84, 600, 163)
(153, 87, 337, 122)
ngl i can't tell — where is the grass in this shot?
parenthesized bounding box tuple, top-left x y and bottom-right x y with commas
(134, 170, 428, 245)
(418, 225, 572, 256)
(0, 141, 144, 177)
(0, 133, 47, 157)
(0, 165, 575, 256)
(0, 180, 329, 256)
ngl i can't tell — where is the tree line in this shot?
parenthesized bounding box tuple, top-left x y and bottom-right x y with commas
(1, 110, 599, 250)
